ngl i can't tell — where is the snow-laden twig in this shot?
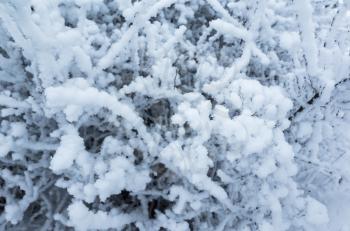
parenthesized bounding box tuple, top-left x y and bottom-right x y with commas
(97, 0, 178, 70)
(0, 95, 30, 109)
(294, 0, 319, 77)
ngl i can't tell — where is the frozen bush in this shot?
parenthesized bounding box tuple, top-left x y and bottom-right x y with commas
(0, 0, 349, 230)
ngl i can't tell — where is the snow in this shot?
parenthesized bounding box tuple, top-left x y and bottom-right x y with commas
(0, 0, 349, 230)
(294, 0, 319, 76)
(296, 121, 313, 141)
(68, 201, 141, 231)
(210, 19, 251, 41)
(4, 204, 22, 224)
(319, 192, 350, 231)
(306, 197, 329, 225)
(0, 134, 12, 157)
(9, 122, 26, 138)
(50, 126, 85, 173)
(279, 32, 300, 50)
(46, 78, 138, 123)
(94, 156, 150, 200)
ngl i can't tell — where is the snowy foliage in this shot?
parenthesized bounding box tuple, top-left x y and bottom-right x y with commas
(0, 0, 349, 230)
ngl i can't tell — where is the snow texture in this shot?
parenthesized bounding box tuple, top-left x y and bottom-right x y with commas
(0, 0, 350, 230)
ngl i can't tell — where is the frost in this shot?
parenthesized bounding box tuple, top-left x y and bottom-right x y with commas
(0, 0, 349, 230)
(294, 0, 319, 76)
(306, 197, 329, 225)
(4, 204, 22, 225)
(94, 156, 150, 200)
(279, 32, 300, 50)
(50, 126, 85, 173)
(67, 201, 141, 231)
